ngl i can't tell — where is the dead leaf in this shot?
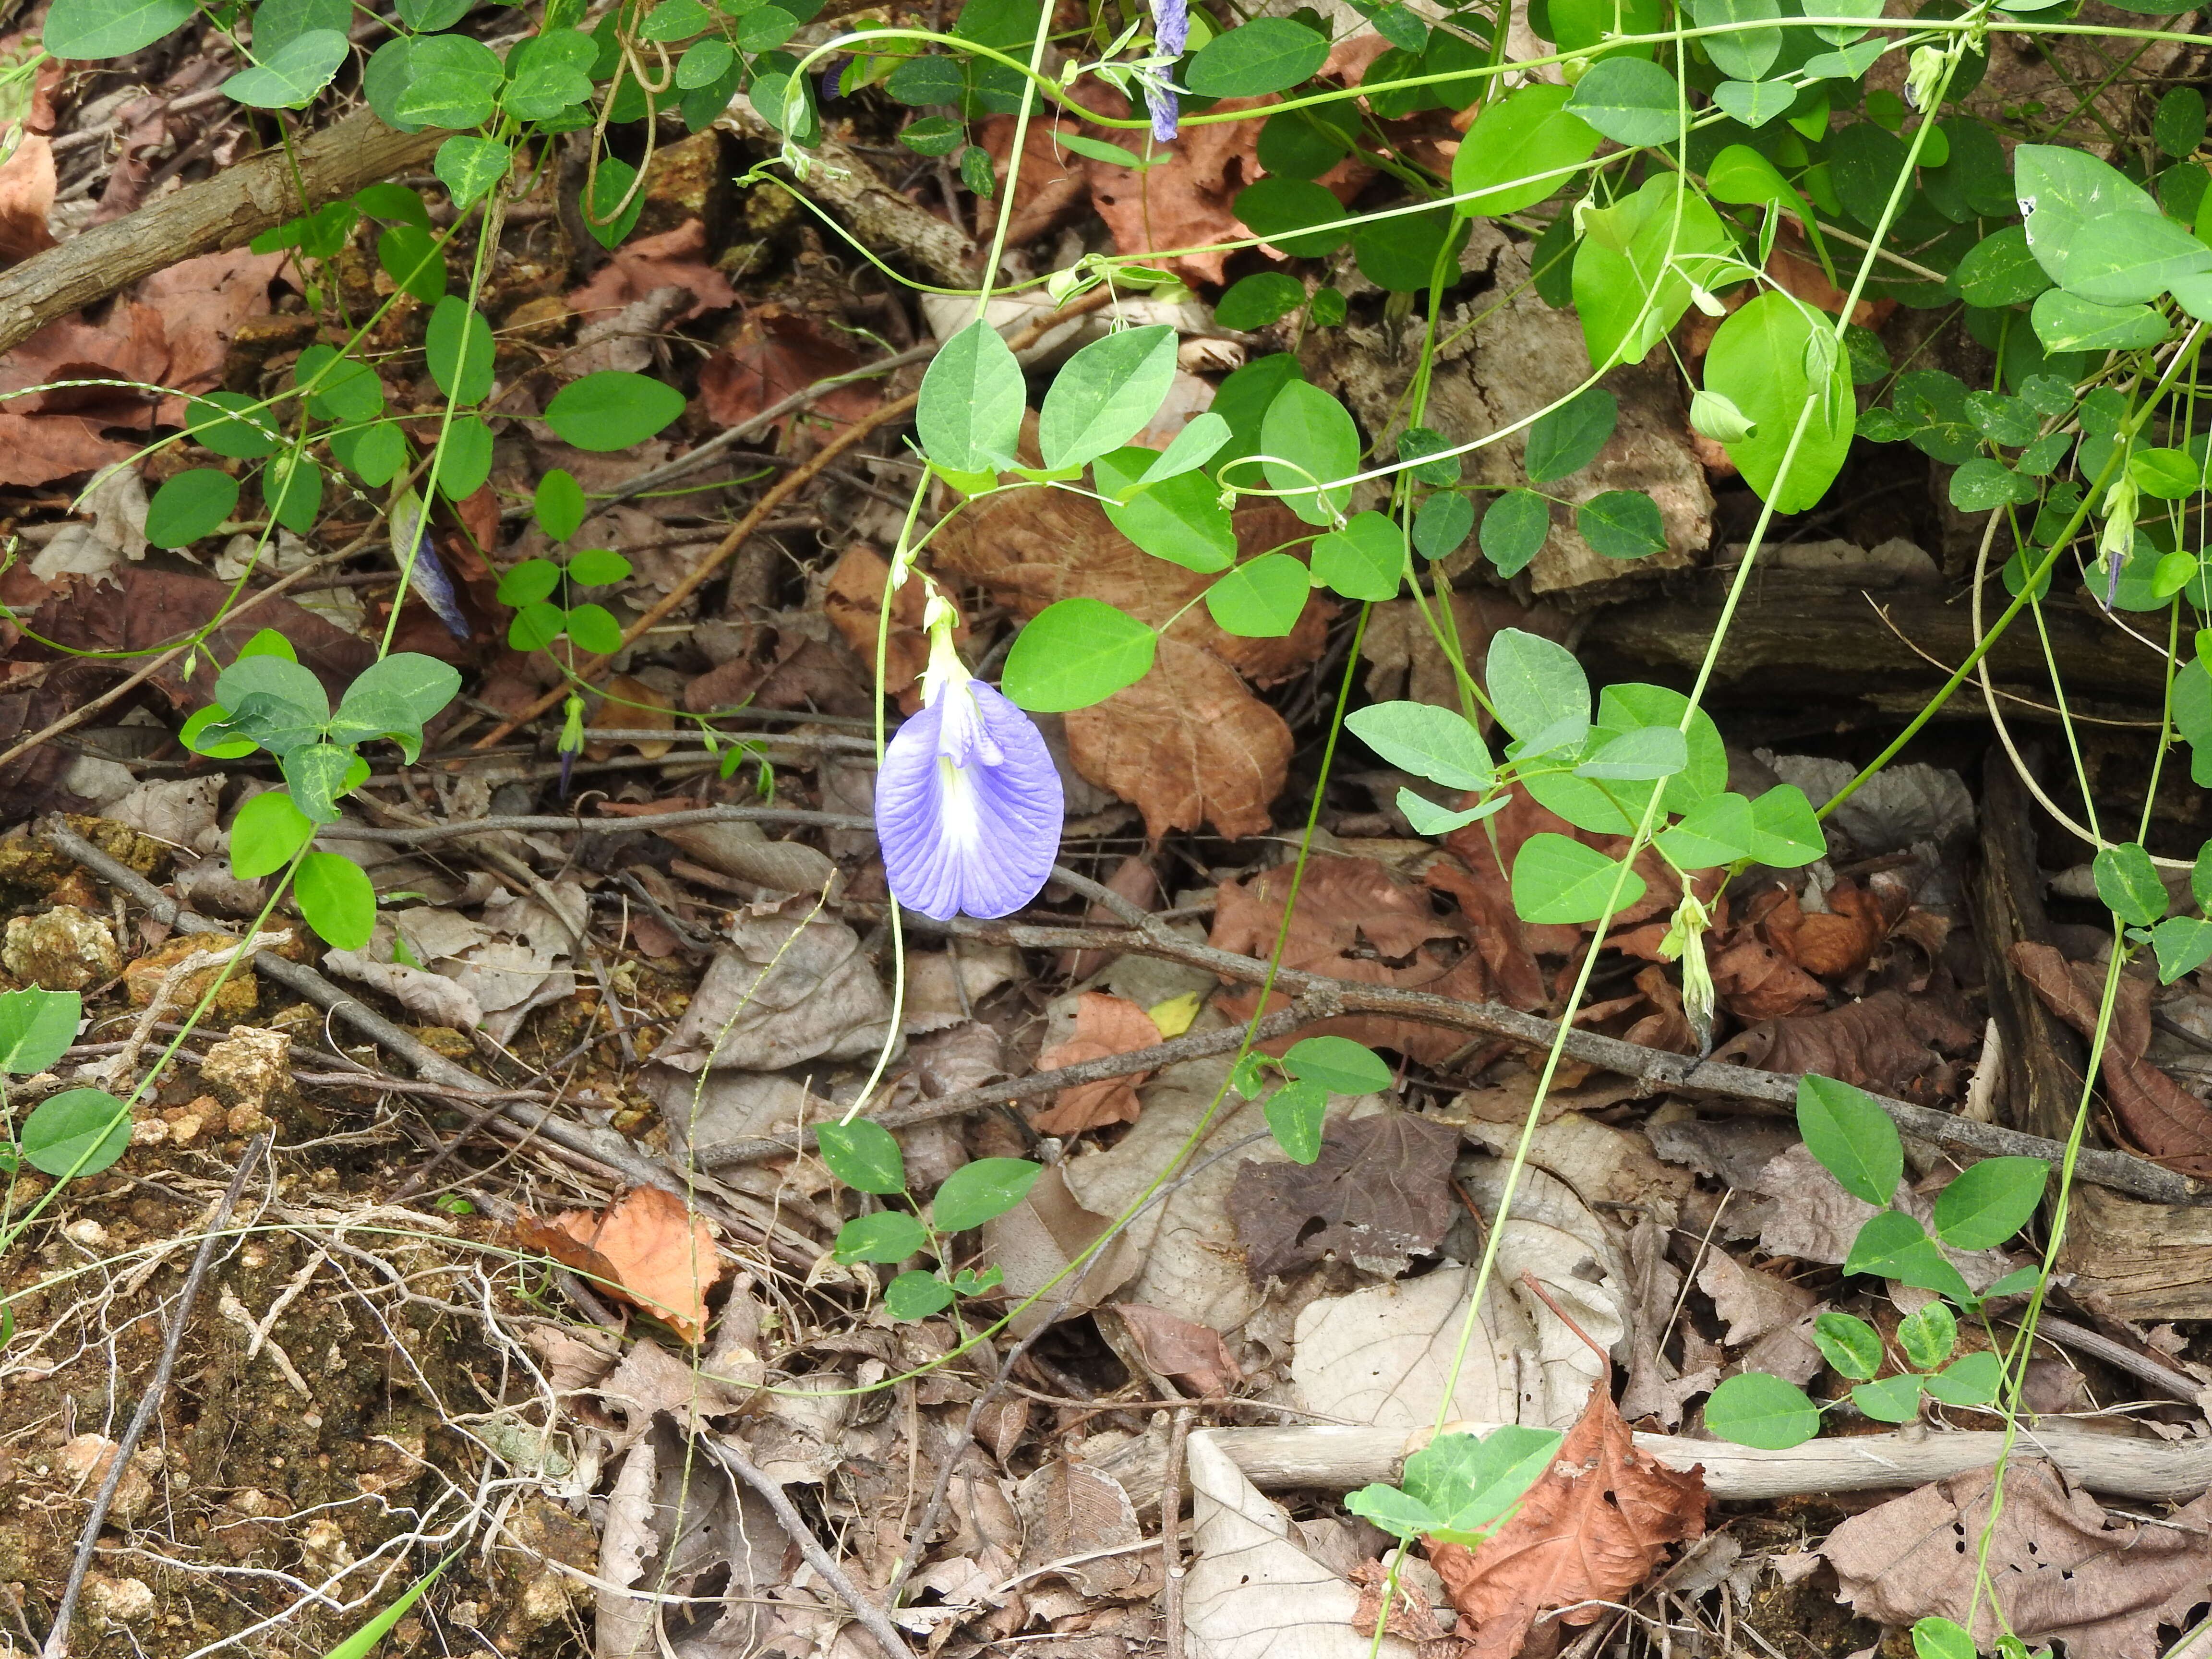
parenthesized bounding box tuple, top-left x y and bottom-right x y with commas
(0, 133, 55, 264)
(976, 115, 1087, 252)
(656, 895, 893, 1072)
(1210, 853, 1522, 1063)
(698, 303, 880, 433)
(1015, 1461, 1152, 1598)
(1713, 986, 1979, 1102)
(517, 1185, 726, 1344)
(2012, 942, 2212, 1176)
(1032, 990, 1164, 1134)
(1229, 1112, 1460, 1282)
(1111, 1302, 1243, 1395)
(1427, 1372, 1707, 1659)
(1822, 1459, 2212, 1659)
(586, 674, 673, 759)
(1348, 1559, 1463, 1659)
(1695, 1249, 1817, 1346)
(566, 219, 736, 324)
(980, 1161, 1139, 1337)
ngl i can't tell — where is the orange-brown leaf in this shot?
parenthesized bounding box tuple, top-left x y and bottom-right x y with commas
(1032, 991, 1163, 1133)
(516, 1186, 724, 1343)
(1429, 1377, 1706, 1659)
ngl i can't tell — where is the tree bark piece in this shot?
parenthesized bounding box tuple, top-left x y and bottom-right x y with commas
(1096, 1421, 2212, 1514)
(0, 107, 446, 358)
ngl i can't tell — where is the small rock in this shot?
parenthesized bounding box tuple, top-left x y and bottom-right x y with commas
(86, 1577, 156, 1623)
(123, 937, 256, 1021)
(3, 905, 122, 990)
(226, 1103, 274, 1138)
(62, 1219, 109, 1250)
(129, 1116, 168, 1147)
(199, 1026, 290, 1115)
(59, 1434, 155, 1518)
(163, 1099, 215, 1147)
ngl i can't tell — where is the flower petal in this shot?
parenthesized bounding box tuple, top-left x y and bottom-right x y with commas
(875, 683, 1063, 920)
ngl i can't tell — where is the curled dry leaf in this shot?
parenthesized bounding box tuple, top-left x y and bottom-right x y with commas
(515, 1185, 726, 1344)
(1110, 1302, 1243, 1396)
(1822, 1459, 2212, 1659)
(2011, 941, 2212, 1176)
(1229, 1112, 1460, 1282)
(565, 219, 736, 325)
(1427, 1373, 1707, 1659)
(585, 674, 673, 760)
(698, 301, 880, 433)
(1031, 989, 1165, 1134)
(1713, 985, 1979, 1102)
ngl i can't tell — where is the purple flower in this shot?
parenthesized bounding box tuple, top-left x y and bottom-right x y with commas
(1137, 69, 1180, 142)
(876, 672, 1063, 921)
(1154, 0, 1188, 60)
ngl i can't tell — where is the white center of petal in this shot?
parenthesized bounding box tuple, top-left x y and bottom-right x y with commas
(936, 753, 984, 855)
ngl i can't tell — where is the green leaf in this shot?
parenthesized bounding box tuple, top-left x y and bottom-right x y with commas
(1948, 459, 2038, 513)
(1575, 489, 1666, 559)
(1216, 272, 1308, 330)
(185, 392, 279, 459)
(1055, 130, 1149, 168)
(2041, 208, 2212, 305)
(145, 468, 239, 549)
(1453, 84, 1599, 216)
(1511, 832, 1647, 924)
(1485, 627, 1588, 745)
(377, 224, 447, 305)
(931, 1157, 1042, 1231)
(1002, 597, 1156, 712)
(509, 601, 565, 652)
(1038, 325, 1178, 469)
(1351, 203, 1468, 294)
(580, 158, 644, 250)
(0, 987, 80, 1075)
(1575, 724, 1686, 780)
(294, 344, 384, 424)
(546, 373, 686, 452)
(1810, 1310, 1883, 1380)
(21, 1087, 131, 1177)
(1260, 380, 1359, 526)
(394, 34, 505, 127)
(1705, 1371, 1820, 1449)
(834, 1209, 927, 1263)
(2152, 916, 2212, 983)
(1524, 388, 1617, 484)
(1952, 224, 2052, 308)
(1897, 1301, 1958, 1371)
(435, 415, 494, 500)
(1524, 681, 1724, 831)
(1922, 1351, 2003, 1407)
(216, 654, 330, 725)
(1096, 450, 1237, 572)
(568, 548, 632, 586)
(330, 653, 461, 759)
(677, 37, 736, 88)
(1656, 791, 1755, 867)
(884, 1269, 955, 1319)
(1257, 108, 1353, 181)
(2030, 290, 2167, 353)
(1747, 783, 1825, 866)
(1692, 0, 1779, 77)
(296, 851, 376, 950)
(1343, 1482, 1441, 1540)
(266, 452, 323, 534)
(498, 557, 562, 606)
(1234, 177, 1350, 259)
(45, 0, 195, 59)
(425, 298, 495, 405)
(435, 136, 511, 211)
(1205, 553, 1309, 637)
(504, 28, 598, 117)
(1183, 18, 1328, 96)
(181, 707, 258, 759)
(1346, 700, 1491, 790)
(1563, 56, 1679, 148)
(817, 1120, 906, 1194)
(281, 741, 359, 824)
(1265, 1076, 1328, 1163)
(1796, 1074, 1901, 1205)
(1396, 427, 1461, 488)
(1710, 78, 1795, 128)
(395, 0, 468, 25)
(1415, 491, 1476, 560)
(1395, 1424, 1564, 1543)
(641, 0, 711, 37)
(224, 26, 347, 108)
(229, 789, 314, 878)
(1140, 413, 1232, 486)
(1399, 789, 1502, 835)
(1284, 1035, 1394, 1095)
(1311, 510, 1403, 600)
(536, 470, 589, 541)
(1932, 1156, 2046, 1249)
(1572, 174, 1737, 369)
(564, 603, 624, 654)
(918, 319, 1024, 472)
(2093, 842, 2168, 926)
(2156, 87, 2205, 160)
(1479, 489, 1549, 574)
(1844, 1211, 1977, 1305)
(1911, 1619, 1977, 1659)
(1705, 292, 1855, 515)
(1851, 1372, 1924, 1423)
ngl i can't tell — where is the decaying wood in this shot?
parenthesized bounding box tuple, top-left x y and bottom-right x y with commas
(0, 108, 447, 359)
(1093, 1421, 2212, 1514)
(1582, 570, 2170, 715)
(1973, 747, 2089, 1145)
(2060, 1181, 2212, 1321)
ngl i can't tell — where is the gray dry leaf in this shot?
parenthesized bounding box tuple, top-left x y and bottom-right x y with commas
(1015, 1460, 1149, 1597)
(1185, 1431, 1421, 1659)
(320, 947, 486, 1030)
(1292, 1162, 1627, 1429)
(1230, 1112, 1462, 1282)
(1747, 1144, 2018, 1290)
(1696, 1248, 1819, 1346)
(1823, 1459, 2212, 1659)
(981, 1162, 1139, 1337)
(658, 896, 893, 1072)
(1766, 756, 1974, 855)
(595, 1422, 784, 1659)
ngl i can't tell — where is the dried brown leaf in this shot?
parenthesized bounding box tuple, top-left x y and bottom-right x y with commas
(0, 133, 55, 264)
(585, 673, 672, 759)
(516, 1186, 726, 1344)
(1111, 1301, 1243, 1395)
(566, 219, 736, 324)
(1428, 1375, 1707, 1659)
(1823, 1459, 2212, 1659)
(1712, 986, 1979, 1102)
(1032, 990, 1163, 1134)
(698, 304, 878, 433)
(1228, 1112, 1460, 1282)
(821, 542, 966, 707)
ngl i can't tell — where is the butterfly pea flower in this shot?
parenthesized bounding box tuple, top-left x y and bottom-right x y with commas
(875, 614, 1062, 921)
(1136, 0, 1187, 141)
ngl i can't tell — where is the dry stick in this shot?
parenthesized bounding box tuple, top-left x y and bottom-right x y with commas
(469, 287, 1118, 750)
(701, 1439, 916, 1659)
(40, 1135, 268, 1659)
(35, 820, 820, 1271)
(1162, 1407, 1193, 1659)
(0, 108, 445, 357)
